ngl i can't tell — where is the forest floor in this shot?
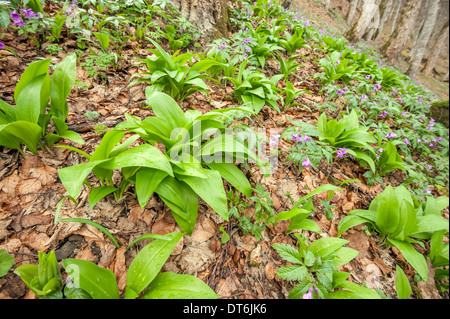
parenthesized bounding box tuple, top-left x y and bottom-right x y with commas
(0, 0, 448, 300)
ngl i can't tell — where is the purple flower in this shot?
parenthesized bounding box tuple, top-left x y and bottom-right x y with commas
(365, 75, 371, 80)
(244, 37, 251, 43)
(360, 95, 367, 102)
(401, 111, 407, 117)
(385, 132, 397, 139)
(217, 45, 221, 50)
(246, 47, 251, 52)
(10, 10, 20, 20)
(253, 1, 256, 5)
(0, 42, 4, 50)
(404, 138, 409, 145)
(373, 82, 382, 91)
(271, 134, 280, 142)
(418, 96, 423, 104)
(21, 8, 39, 19)
(426, 104, 431, 108)
(427, 164, 433, 170)
(392, 88, 397, 95)
(379, 111, 388, 118)
(302, 158, 312, 167)
(335, 59, 340, 66)
(337, 89, 345, 95)
(303, 287, 319, 299)
(425, 188, 432, 194)
(417, 138, 421, 143)
(336, 148, 347, 158)
(303, 134, 311, 142)
(13, 19, 26, 27)
(244, 53, 248, 58)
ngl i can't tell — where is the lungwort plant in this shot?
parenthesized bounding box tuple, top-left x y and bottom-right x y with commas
(0, 53, 84, 155)
(58, 91, 257, 235)
(337, 185, 449, 281)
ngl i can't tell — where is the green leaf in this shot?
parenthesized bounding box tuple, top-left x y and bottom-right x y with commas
(395, 265, 412, 299)
(288, 281, 313, 299)
(15, 74, 47, 124)
(306, 237, 348, 258)
(125, 232, 184, 298)
(411, 215, 449, 237)
(205, 162, 252, 198)
(275, 208, 309, 224)
(135, 168, 168, 208)
(276, 265, 308, 281)
(62, 259, 120, 299)
(335, 280, 381, 299)
(0, 249, 15, 277)
(50, 52, 76, 120)
(14, 59, 51, 110)
(0, 121, 42, 154)
(93, 32, 110, 50)
(88, 186, 118, 209)
(177, 169, 228, 221)
(14, 264, 38, 290)
(292, 184, 342, 209)
(387, 239, 428, 282)
(288, 218, 322, 234)
(156, 177, 198, 235)
(272, 243, 302, 264)
(331, 247, 359, 267)
(219, 225, 230, 244)
(142, 272, 218, 299)
(145, 90, 187, 131)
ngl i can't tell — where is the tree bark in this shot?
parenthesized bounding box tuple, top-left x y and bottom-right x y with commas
(423, 20, 449, 76)
(364, 4, 380, 41)
(388, 0, 403, 36)
(381, 0, 421, 63)
(346, 0, 359, 25)
(346, 0, 382, 42)
(325, 0, 331, 11)
(374, 0, 393, 41)
(175, 0, 229, 41)
(407, 0, 439, 75)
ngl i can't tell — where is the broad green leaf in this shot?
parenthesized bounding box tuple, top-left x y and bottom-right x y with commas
(177, 169, 228, 221)
(0, 249, 15, 277)
(275, 208, 309, 224)
(205, 162, 252, 198)
(156, 177, 198, 235)
(306, 237, 348, 258)
(15, 74, 46, 124)
(58, 159, 111, 198)
(335, 280, 381, 299)
(91, 130, 126, 161)
(0, 121, 42, 154)
(145, 90, 187, 130)
(288, 218, 322, 234)
(14, 264, 38, 290)
(127, 233, 171, 249)
(88, 186, 118, 209)
(125, 232, 184, 298)
(288, 281, 313, 299)
(14, 59, 51, 109)
(411, 215, 449, 237)
(387, 239, 428, 282)
(331, 247, 359, 267)
(337, 215, 369, 237)
(142, 272, 218, 299)
(62, 259, 120, 299)
(99, 144, 173, 177)
(50, 52, 76, 120)
(135, 168, 168, 208)
(395, 265, 412, 299)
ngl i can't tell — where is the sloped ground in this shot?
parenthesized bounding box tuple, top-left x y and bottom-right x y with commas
(0, 1, 448, 299)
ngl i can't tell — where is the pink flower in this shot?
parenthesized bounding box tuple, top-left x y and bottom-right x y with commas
(302, 158, 312, 167)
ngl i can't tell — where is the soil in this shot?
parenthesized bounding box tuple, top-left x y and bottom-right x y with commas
(0, 0, 448, 300)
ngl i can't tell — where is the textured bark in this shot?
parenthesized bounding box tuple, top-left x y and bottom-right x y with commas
(346, 0, 382, 42)
(325, 0, 331, 11)
(346, 0, 359, 25)
(423, 20, 449, 76)
(373, 0, 393, 41)
(176, 0, 229, 41)
(381, 0, 421, 63)
(388, 0, 403, 36)
(364, 4, 380, 41)
(407, 0, 439, 75)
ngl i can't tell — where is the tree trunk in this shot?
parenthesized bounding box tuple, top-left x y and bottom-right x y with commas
(374, 0, 393, 41)
(423, 20, 449, 76)
(364, 4, 380, 41)
(389, 0, 403, 36)
(408, 0, 429, 59)
(346, 0, 382, 42)
(325, 0, 331, 11)
(407, 0, 439, 75)
(381, 0, 421, 63)
(346, 0, 359, 25)
(176, 0, 229, 41)
(282, 0, 293, 9)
